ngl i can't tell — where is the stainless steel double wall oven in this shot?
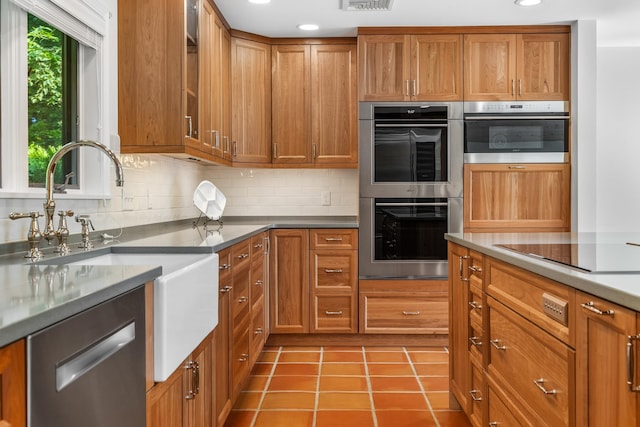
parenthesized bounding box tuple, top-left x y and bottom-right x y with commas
(359, 102, 464, 279)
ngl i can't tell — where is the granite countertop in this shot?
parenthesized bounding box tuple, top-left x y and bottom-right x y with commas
(446, 232, 640, 312)
(0, 216, 358, 347)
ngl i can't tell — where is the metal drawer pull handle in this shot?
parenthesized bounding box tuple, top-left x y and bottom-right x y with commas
(255, 328, 264, 335)
(324, 237, 343, 242)
(533, 378, 557, 395)
(238, 296, 248, 303)
(219, 263, 230, 270)
(56, 322, 135, 391)
(626, 334, 640, 392)
(255, 279, 264, 286)
(581, 301, 615, 316)
(325, 311, 343, 316)
(236, 253, 249, 259)
(469, 389, 482, 401)
(469, 336, 482, 348)
(468, 301, 482, 311)
(490, 339, 507, 351)
(489, 423, 498, 427)
(402, 311, 420, 316)
(239, 354, 249, 362)
(254, 243, 263, 249)
(325, 269, 343, 273)
(468, 265, 482, 273)
(459, 255, 469, 281)
(220, 285, 232, 294)
(508, 165, 526, 169)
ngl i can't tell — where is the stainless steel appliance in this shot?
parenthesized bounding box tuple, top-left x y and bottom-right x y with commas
(359, 101, 463, 198)
(463, 101, 570, 163)
(28, 286, 145, 427)
(359, 101, 464, 279)
(359, 197, 463, 278)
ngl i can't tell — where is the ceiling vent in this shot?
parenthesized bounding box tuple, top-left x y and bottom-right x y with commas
(341, 0, 394, 11)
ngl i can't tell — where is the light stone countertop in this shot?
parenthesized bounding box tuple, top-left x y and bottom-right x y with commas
(446, 232, 640, 312)
(0, 216, 358, 347)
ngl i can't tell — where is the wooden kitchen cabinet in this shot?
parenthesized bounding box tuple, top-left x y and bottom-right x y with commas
(576, 290, 640, 427)
(310, 229, 358, 333)
(358, 33, 463, 101)
(271, 42, 357, 167)
(119, 0, 224, 163)
(269, 229, 310, 333)
(231, 35, 272, 164)
(147, 333, 213, 427)
(359, 279, 448, 334)
(214, 247, 232, 427)
(0, 339, 26, 427)
(201, 3, 232, 162)
(249, 232, 269, 364)
(464, 163, 571, 232)
(463, 32, 570, 101)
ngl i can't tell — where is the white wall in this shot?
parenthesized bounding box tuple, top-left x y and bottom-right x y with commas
(595, 47, 640, 231)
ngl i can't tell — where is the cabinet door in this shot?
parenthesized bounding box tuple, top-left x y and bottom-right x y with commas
(517, 33, 570, 100)
(186, 337, 213, 427)
(147, 366, 184, 427)
(448, 242, 471, 413)
(0, 340, 26, 427)
(184, 0, 201, 150)
(199, 1, 215, 156)
(576, 291, 639, 427)
(269, 229, 310, 333)
(464, 163, 570, 232)
(231, 37, 271, 164)
(271, 45, 311, 164)
(358, 34, 411, 101)
(463, 34, 517, 101)
(214, 249, 232, 427)
(411, 34, 463, 101)
(311, 44, 358, 166)
(221, 28, 232, 160)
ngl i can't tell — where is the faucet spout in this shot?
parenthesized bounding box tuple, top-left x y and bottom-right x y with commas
(43, 140, 124, 244)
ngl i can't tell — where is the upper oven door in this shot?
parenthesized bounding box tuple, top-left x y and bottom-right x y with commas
(359, 102, 463, 198)
(463, 101, 570, 163)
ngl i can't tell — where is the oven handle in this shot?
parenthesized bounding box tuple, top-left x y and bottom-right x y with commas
(376, 202, 448, 207)
(375, 123, 448, 128)
(463, 115, 569, 120)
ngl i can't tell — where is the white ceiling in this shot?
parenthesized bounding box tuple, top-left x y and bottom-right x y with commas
(214, 0, 640, 47)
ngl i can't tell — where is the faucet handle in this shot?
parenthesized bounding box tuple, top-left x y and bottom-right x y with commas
(75, 214, 95, 249)
(9, 211, 43, 259)
(55, 210, 75, 254)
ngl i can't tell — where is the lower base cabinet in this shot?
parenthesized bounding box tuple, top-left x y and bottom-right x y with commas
(0, 339, 26, 427)
(147, 332, 213, 427)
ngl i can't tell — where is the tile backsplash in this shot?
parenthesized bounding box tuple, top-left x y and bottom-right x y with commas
(0, 155, 359, 245)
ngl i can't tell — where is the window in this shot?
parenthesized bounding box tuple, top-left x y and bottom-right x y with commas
(0, 0, 112, 198)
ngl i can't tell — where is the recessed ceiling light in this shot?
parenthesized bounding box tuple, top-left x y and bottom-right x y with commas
(297, 24, 319, 31)
(248, 0, 270, 4)
(514, 0, 542, 5)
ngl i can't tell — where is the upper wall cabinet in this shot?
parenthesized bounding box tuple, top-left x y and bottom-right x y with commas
(272, 42, 357, 167)
(119, 0, 228, 163)
(358, 34, 463, 101)
(231, 36, 272, 165)
(464, 33, 570, 101)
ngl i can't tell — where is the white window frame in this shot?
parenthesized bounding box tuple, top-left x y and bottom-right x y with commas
(0, 0, 114, 199)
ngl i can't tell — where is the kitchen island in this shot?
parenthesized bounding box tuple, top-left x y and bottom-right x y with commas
(446, 232, 640, 427)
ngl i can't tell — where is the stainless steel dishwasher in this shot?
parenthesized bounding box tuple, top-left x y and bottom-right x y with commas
(27, 286, 146, 427)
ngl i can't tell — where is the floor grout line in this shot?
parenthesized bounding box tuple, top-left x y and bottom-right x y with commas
(404, 346, 442, 427)
(312, 347, 323, 427)
(361, 346, 379, 427)
(249, 346, 283, 427)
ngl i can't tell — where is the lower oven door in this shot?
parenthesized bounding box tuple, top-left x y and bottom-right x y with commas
(359, 197, 463, 279)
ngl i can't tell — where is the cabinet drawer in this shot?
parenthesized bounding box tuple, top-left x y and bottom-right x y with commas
(310, 229, 357, 250)
(250, 300, 266, 360)
(232, 277, 250, 325)
(487, 379, 527, 427)
(251, 232, 268, 258)
(361, 295, 448, 334)
(311, 250, 357, 291)
(469, 322, 483, 362)
(488, 296, 573, 427)
(486, 257, 574, 346)
(218, 248, 232, 284)
(231, 240, 251, 271)
(231, 323, 250, 394)
(469, 285, 483, 330)
(468, 357, 484, 427)
(250, 257, 265, 304)
(468, 250, 484, 288)
(312, 294, 357, 333)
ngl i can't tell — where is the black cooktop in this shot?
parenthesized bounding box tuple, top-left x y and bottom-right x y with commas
(496, 242, 640, 274)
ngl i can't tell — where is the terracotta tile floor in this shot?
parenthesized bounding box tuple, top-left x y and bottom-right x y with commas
(223, 346, 472, 427)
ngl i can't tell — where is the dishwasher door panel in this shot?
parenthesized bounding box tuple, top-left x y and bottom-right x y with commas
(28, 286, 146, 427)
